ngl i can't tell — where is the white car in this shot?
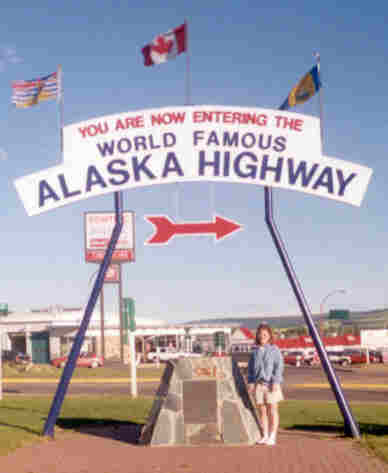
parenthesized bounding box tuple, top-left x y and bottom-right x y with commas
(326, 351, 352, 367)
(146, 348, 202, 363)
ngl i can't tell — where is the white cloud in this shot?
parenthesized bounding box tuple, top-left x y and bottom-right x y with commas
(0, 45, 23, 71)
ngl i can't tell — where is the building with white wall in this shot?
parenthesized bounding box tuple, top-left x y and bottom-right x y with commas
(0, 308, 233, 363)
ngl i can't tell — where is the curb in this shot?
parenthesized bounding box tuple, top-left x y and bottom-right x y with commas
(3, 379, 388, 389)
(290, 383, 388, 390)
(3, 378, 161, 384)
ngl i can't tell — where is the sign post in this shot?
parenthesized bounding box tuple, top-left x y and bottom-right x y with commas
(123, 297, 137, 397)
(43, 192, 125, 437)
(85, 211, 135, 363)
(0, 325, 3, 400)
(264, 185, 360, 438)
(102, 264, 120, 361)
(0, 303, 8, 316)
(214, 331, 226, 356)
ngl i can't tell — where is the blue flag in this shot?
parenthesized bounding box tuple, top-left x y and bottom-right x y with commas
(279, 65, 321, 110)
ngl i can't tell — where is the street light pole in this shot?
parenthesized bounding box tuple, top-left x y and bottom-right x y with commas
(319, 289, 346, 337)
(320, 289, 346, 316)
(89, 269, 105, 360)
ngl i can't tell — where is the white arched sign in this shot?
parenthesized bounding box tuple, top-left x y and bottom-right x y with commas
(15, 106, 372, 216)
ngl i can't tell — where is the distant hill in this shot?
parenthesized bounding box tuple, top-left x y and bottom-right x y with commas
(187, 315, 318, 330)
(187, 308, 388, 331)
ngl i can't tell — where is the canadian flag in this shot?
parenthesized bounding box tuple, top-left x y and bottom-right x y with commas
(142, 23, 187, 66)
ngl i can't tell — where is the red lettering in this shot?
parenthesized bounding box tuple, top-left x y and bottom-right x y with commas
(78, 127, 88, 138)
(79, 122, 109, 137)
(126, 116, 144, 128)
(151, 112, 186, 125)
(223, 112, 233, 123)
(294, 119, 303, 132)
(232, 112, 242, 123)
(192, 110, 267, 126)
(115, 116, 144, 131)
(115, 119, 125, 131)
(88, 125, 99, 136)
(193, 111, 203, 123)
(275, 116, 303, 131)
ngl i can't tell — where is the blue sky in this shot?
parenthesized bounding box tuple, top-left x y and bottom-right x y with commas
(0, 1, 387, 323)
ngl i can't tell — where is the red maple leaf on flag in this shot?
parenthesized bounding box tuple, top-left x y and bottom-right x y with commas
(151, 35, 173, 55)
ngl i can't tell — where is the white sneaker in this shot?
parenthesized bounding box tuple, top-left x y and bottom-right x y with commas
(256, 436, 269, 444)
(266, 436, 276, 446)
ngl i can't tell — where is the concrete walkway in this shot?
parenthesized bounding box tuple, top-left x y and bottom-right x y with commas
(2, 428, 387, 473)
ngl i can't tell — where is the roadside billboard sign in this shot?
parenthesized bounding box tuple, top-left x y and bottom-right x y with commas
(329, 309, 350, 320)
(104, 264, 120, 283)
(84, 211, 135, 263)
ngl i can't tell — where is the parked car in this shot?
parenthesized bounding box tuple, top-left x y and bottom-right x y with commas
(342, 349, 372, 365)
(369, 350, 383, 363)
(15, 352, 31, 365)
(282, 350, 306, 367)
(51, 352, 103, 368)
(211, 350, 228, 357)
(14, 352, 32, 365)
(2, 350, 32, 365)
(326, 351, 352, 367)
(146, 348, 202, 363)
(302, 351, 321, 366)
(379, 349, 388, 363)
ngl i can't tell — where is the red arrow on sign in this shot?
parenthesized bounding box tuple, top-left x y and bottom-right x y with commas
(145, 215, 242, 245)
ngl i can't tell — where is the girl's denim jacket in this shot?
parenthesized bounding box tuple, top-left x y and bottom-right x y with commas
(247, 344, 284, 385)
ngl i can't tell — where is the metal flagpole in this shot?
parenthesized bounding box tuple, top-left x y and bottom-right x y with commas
(184, 18, 213, 219)
(57, 64, 64, 162)
(174, 19, 191, 221)
(313, 52, 324, 151)
(184, 18, 191, 107)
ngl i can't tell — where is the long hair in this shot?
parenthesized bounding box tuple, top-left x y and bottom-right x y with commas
(255, 323, 274, 345)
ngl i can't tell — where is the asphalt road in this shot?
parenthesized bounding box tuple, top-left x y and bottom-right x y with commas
(3, 364, 388, 402)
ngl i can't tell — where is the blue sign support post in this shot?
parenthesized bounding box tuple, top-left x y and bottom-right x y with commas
(42, 191, 124, 437)
(264, 185, 360, 438)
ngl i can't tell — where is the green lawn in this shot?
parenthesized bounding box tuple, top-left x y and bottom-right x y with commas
(2, 362, 164, 379)
(280, 400, 388, 464)
(0, 395, 153, 456)
(0, 396, 387, 463)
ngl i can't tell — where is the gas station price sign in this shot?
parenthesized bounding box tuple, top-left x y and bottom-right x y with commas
(84, 211, 135, 263)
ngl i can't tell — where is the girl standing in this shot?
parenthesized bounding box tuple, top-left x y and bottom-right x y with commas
(247, 323, 284, 446)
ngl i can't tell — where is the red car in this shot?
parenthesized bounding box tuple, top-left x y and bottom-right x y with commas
(369, 350, 383, 363)
(282, 350, 306, 367)
(51, 352, 103, 368)
(342, 349, 379, 364)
